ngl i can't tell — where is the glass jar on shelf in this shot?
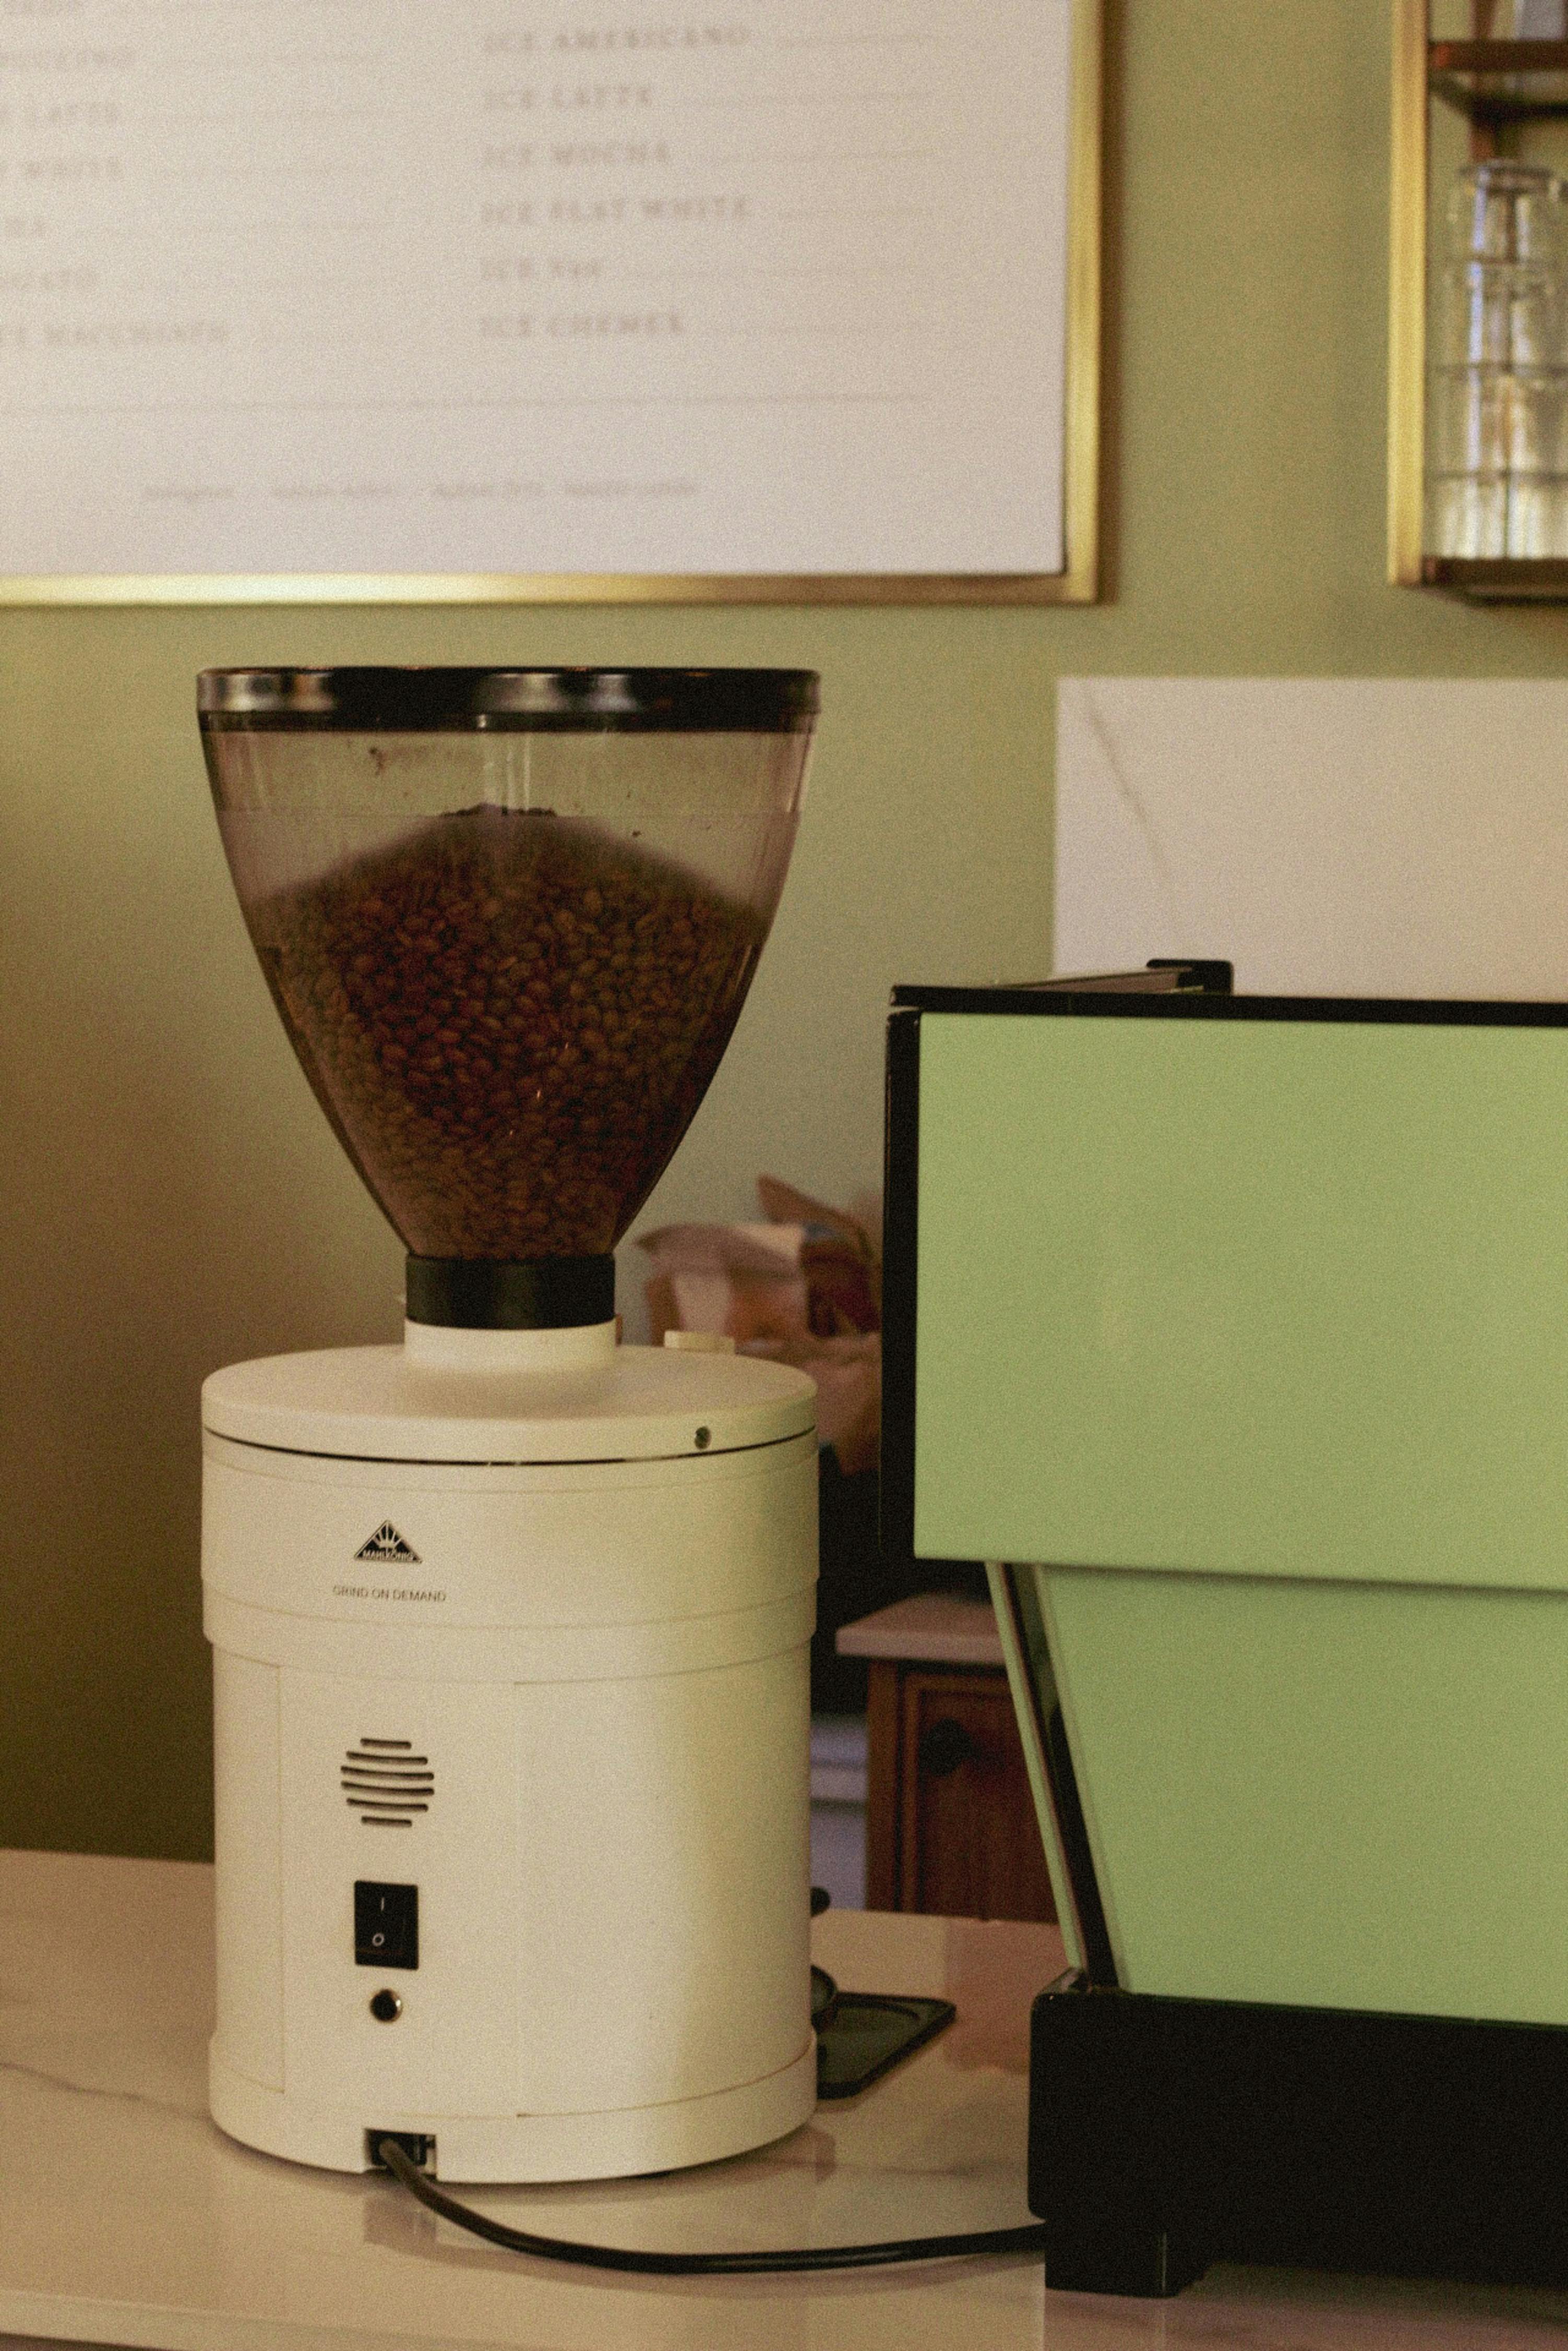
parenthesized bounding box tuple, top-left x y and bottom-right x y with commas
(1428, 159, 1568, 559)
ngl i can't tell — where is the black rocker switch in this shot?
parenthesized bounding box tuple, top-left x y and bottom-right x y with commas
(355, 1881, 418, 1971)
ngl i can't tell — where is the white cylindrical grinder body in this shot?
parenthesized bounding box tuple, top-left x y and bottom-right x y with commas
(201, 1336, 818, 2183)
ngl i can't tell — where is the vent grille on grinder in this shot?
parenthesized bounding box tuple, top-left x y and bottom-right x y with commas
(342, 1738, 434, 1826)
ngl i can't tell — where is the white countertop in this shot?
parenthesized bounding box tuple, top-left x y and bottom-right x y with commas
(3, 1848, 1567, 2350)
(835, 1593, 1005, 1667)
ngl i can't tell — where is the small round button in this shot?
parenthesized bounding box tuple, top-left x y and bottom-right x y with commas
(369, 1989, 403, 2023)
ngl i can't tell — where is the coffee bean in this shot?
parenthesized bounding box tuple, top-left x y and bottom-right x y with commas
(245, 805, 764, 1258)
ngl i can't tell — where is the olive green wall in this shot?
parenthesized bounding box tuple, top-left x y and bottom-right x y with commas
(5, 0, 1567, 1862)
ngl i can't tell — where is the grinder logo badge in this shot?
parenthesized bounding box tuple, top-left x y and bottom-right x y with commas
(355, 1522, 420, 1564)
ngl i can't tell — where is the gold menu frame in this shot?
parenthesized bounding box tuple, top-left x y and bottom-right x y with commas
(2, 0, 1101, 611)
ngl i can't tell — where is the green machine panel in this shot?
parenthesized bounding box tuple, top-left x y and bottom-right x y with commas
(883, 991, 1568, 2020)
(914, 1009, 1568, 1587)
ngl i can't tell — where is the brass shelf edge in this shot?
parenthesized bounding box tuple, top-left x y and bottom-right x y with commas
(1389, 0, 1429, 589)
(1058, 0, 1103, 606)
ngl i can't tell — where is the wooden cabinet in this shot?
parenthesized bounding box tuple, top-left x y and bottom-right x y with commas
(838, 1596, 1056, 1924)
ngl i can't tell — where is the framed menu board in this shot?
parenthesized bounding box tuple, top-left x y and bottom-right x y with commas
(0, 0, 1099, 603)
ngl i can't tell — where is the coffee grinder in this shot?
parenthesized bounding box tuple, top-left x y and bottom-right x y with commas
(197, 667, 819, 2183)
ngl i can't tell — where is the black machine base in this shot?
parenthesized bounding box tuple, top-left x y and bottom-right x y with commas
(1030, 1972, 1568, 2297)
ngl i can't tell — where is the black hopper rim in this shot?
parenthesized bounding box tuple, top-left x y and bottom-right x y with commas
(198, 667, 820, 734)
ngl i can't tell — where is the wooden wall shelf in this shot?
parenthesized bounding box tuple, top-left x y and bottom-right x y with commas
(1389, 6, 1568, 598)
(1430, 39, 1568, 122)
(1422, 554, 1568, 594)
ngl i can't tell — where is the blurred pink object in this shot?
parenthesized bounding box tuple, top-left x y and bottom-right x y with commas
(639, 1220, 813, 1346)
(741, 1331, 880, 1478)
(639, 1176, 882, 1472)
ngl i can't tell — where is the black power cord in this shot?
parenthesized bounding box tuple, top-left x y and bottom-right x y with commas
(376, 2139, 1047, 2276)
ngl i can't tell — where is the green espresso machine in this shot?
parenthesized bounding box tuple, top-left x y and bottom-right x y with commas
(883, 975, 1568, 2295)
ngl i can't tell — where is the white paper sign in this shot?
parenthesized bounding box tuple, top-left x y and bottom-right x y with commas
(0, 0, 1071, 578)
